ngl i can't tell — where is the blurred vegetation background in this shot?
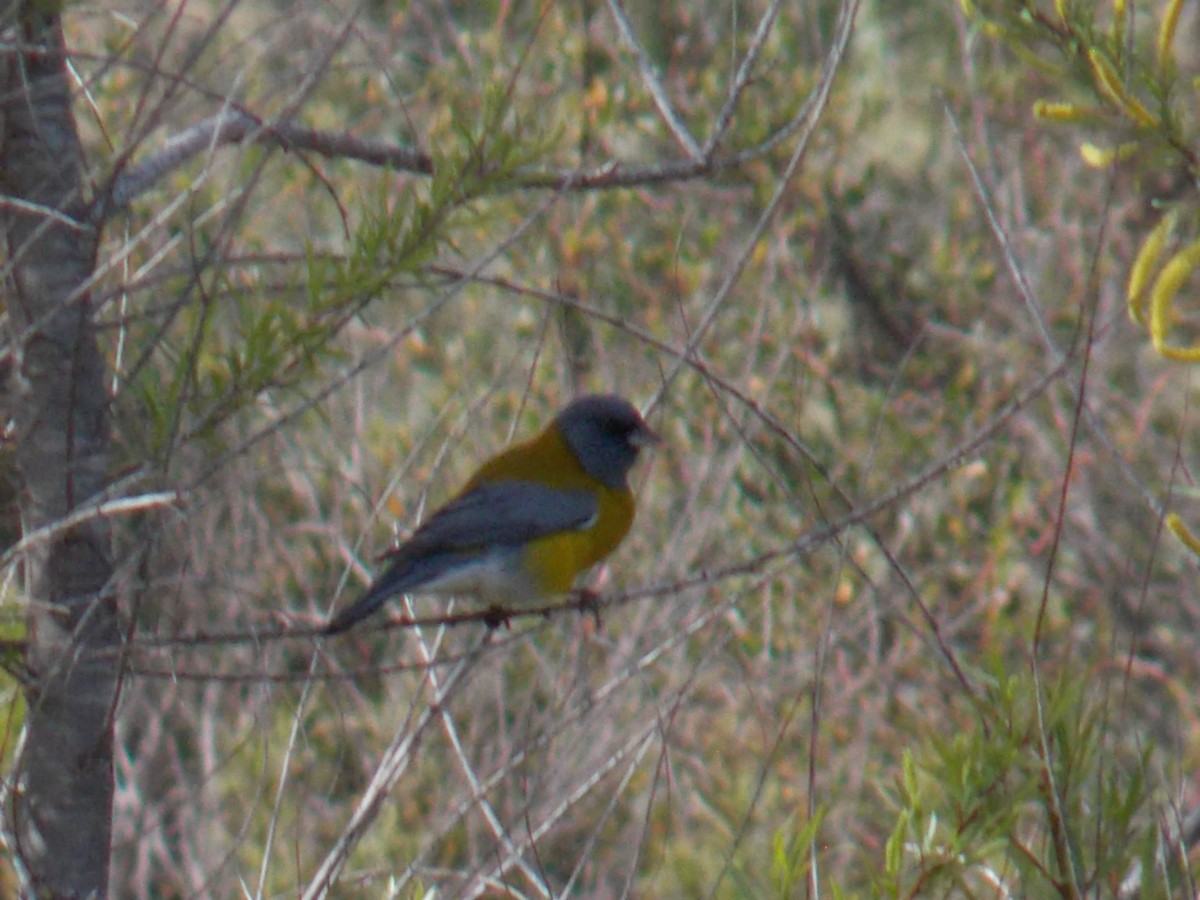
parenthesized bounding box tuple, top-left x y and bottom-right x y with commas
(6, 0, 1200, 895)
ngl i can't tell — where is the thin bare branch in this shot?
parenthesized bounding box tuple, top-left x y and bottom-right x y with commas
(651, 0, 861, 409)
(604, 0, 704, 161)
(302, 646, 477, 896)
(703, 0, 785, 157)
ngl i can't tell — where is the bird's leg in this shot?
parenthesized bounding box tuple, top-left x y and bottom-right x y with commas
(482, 604, 512, 630)
(578, 588, 603, 630)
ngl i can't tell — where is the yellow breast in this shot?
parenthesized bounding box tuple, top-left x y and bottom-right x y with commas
(462, 422, 637, 596)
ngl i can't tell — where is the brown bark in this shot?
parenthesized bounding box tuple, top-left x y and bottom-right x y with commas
(1, 4, 119, 896)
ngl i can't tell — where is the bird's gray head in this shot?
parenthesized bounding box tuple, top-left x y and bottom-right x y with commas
(557, 394, 660, 489)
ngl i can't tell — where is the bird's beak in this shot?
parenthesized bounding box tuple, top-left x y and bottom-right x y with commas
(631, 423, 662, 448)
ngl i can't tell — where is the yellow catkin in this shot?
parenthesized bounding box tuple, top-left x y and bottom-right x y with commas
(1149, 237, 1200, 361)
(1079, 141, 1137, 168)
(1089, 48, 1126, 102)
(1121, 93, 1156, 128)
(1033, 100, 1092, 123)
(1088, 48, 1157, 127)
(1167, 513, 1200, 557)
(1158, 0, 1185, 70)
(1127, 210, 1176, 324)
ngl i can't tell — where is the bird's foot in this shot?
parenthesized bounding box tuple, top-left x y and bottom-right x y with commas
(578, 588, 603, 630)
(482, 605, 512, 630)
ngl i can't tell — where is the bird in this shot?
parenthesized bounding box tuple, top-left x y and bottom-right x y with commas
(324, 394, 660, 635)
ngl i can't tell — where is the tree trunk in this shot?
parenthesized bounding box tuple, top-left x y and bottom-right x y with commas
(1, 4, 118, 896)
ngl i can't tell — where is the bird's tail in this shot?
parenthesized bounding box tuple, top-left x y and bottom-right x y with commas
(323, 571, 407, 635)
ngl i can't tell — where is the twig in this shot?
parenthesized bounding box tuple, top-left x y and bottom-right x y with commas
(703, 0, 784, 157)
(301, 642, 477, 896)
(650, 0, 860, 414)
(604, 0, 704, 161)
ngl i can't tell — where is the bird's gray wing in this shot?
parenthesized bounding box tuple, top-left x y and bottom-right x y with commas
(324, 481, 595, 634)
(402, 480, 597, 553)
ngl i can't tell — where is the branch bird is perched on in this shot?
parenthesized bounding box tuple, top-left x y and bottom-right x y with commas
(324, 394, 660, 635)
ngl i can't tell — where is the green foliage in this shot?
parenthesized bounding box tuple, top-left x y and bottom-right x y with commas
(114, 67, 548, 470)
(965, 0, 1200, 579)
(770, 808, 824, 895)
(882, 667, 1166, 896)
(963, 0, 1192, 161)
